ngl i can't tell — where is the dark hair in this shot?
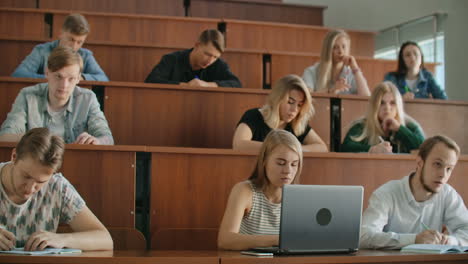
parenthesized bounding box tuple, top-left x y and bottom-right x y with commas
(63, 13, 90, 35)
(47, 46, 83, 73)
(15, 128, 65, 171)
(418, 135, 460, 162)
(198, 29, 225, 53)
(395, 41, 425, 77)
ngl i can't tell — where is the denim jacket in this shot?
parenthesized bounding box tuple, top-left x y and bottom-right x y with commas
(0, 83, 114, 144)
(384, 69, 447, 99)
(12, 40, 109, 81)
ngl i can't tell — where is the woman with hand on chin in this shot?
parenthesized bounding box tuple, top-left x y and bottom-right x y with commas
(341, 81, 425, 154)
(218, 130, 303, 250)
(384, 41, 447, 99)
(302, 29, 370, 96)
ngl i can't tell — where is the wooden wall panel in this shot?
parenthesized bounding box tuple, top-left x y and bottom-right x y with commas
(40, 0, 184, 16)
(271, 53, 438, 92)
(104, 84, 330, 148)
(0, 145, 137, 228)
(0, 38, 259, 87)
(0, 0, 36, 8)
(225, 20, 375, 57)
(191, 0, 324, 26)
(52, 13, 219, 47)
(340, 97, 468, 154)
(0, 39, 43, 77)
(0, 9, 46, 39)
(0, 81, 30, 124)
(149, 149, 468, 249)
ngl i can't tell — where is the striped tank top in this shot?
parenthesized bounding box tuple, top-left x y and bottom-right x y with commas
(239, 181, 281, 235)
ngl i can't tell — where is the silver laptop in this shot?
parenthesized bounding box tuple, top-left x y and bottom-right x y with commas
(251, 185, 363, 255)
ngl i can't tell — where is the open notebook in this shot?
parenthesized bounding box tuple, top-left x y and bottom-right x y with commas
(401, 244, 468, 254)
(0, 248, 82, 255)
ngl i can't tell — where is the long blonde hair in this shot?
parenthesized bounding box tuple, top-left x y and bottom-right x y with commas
(316, 29, 350, 92)
(249, 130, 303, 189)
(351, 81, 408, 145)
(260, 75, 314, 136)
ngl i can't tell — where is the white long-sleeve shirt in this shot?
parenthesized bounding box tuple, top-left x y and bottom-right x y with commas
(360, 173, 468, 249)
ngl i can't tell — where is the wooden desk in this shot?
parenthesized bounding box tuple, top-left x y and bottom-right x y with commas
(191, 0, 325, 25)
(2, 249, 466, 264)
(0, 37, 262, 88)
(224, 19, 375, 57)
(149, 147, 468, 249)
(0, 250, 219, 264)
(270, 51, 437, 91)
(219, 250, 468, 264)
(0, 143, 142, 228)
(340, 95, 468, 154)
(103, 82, 330, 148)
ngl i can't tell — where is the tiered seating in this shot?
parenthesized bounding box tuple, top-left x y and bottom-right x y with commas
(1, 0, 325, 25)
(149, 148, 468, 249)
(0, 142, 142, 228)
(0, 2, 466, 256)
(0, 8, 424, 89)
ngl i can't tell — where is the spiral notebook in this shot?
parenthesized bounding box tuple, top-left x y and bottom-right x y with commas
(0, 247, 82, 255)
(401, 244, 468, 254)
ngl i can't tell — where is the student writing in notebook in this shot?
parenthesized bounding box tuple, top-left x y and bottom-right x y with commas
(360, 135, 468, 249)
(232, 74, 328, 152)
(0, 128, 113, 251)
(218, 130, 303, 250)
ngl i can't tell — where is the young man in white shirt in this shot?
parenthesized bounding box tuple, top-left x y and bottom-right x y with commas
(360, 135, 468, 249)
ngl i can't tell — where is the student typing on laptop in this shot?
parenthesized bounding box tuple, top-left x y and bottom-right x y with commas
(360, 135, 468, 249)
(218, 130, 303, 250)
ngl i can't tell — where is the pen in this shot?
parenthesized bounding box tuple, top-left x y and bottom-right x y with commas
(421, 221, 430, 230)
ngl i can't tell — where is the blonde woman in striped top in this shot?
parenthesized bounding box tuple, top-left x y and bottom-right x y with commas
(218, 130, 303, 250)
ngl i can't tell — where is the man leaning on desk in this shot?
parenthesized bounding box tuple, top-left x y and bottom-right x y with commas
(144, 29, 242, 88)
(360, 135, 468, 249)
(12, 13, 109, 82)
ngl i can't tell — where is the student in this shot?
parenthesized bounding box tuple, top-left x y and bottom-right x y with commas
(384, 41, 447, 99)
(0, 46, 114, 145)
(218, 129, 302, 250)
(302, 29, 370, 96)
(341, 81, 424, 154)
(232, 75, 327, 152)
(145, 29, 241, 88)
(360, 135, 468, 249)
(12, 13, 108, 81)
(0, 128, 113, 251)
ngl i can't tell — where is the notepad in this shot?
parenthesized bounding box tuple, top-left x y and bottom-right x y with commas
(401, 244, 468, 254)
(0, 247, 82, 255)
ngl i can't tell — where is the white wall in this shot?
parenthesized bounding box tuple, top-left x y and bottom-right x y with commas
(284, 0, 468, 101)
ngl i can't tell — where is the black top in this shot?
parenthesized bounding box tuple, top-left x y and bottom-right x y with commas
(238, 108, 311, 143)
(144, 48, 242, 88)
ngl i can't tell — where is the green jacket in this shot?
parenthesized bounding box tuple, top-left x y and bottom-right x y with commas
(341, 120, 425, 153)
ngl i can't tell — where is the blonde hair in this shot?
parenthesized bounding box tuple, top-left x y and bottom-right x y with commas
(351, 81, 409, 145)
(249, 130, 303, 189)
(316, 29, 350, 92)
(260, 74, 314, 136)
